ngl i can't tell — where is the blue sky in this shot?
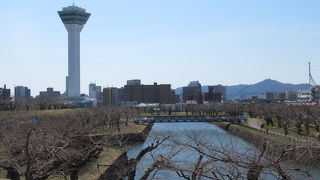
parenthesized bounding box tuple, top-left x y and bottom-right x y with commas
(1, 0, 320, 96)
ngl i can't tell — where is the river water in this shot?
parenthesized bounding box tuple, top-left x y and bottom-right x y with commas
(127, 122, 320, 179)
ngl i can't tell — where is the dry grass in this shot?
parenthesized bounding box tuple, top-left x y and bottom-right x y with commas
(141, 112, 187, 116)
(48, 122, 148, 179)
(0, 109, 148, 180)
(25, 109, 80, 116)
(89, 121, 147, 136)
(0, 109, 80, 116)
(77, 147, 123, 180)
(263, 124, 319, 140)
(0, 170, 9, 180)
(47, 147, 123, 180)
(141, 112, 226, 116)
(215, 122, 307, 145)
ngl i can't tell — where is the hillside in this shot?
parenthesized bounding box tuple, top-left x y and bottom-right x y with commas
(175, 79, 310, 100)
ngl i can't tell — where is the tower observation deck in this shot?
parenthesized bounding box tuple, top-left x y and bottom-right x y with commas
(58, 5, 90, 98)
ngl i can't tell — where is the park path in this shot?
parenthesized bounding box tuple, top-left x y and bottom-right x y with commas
(246, 118, 261, 130)
(246, 118, 320, 145)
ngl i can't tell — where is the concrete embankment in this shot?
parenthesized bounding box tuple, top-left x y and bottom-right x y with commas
(214, 122, 320, 165)
(97, 122, 154, 180)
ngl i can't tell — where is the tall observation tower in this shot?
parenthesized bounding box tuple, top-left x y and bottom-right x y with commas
(58, 5, 90, 98)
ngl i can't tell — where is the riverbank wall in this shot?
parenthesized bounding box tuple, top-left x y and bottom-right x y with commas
(214, 122, 320, 165)
(98, 122, 154, 180)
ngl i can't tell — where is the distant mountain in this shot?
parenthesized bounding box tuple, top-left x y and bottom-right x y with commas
(226, 79, 310, 100)
(175, 79, 310, 100)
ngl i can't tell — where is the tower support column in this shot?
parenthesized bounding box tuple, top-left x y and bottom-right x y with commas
(66, 24, 83, 97)
(58, 5, 90, 98)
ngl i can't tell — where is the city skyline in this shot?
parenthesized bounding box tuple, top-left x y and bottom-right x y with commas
(1, 1, 320, 96)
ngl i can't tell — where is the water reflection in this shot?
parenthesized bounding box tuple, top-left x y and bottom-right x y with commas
(127, 122, 319, 179)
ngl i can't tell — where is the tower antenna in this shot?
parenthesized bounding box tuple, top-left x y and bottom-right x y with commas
(309, 61, 317, 86)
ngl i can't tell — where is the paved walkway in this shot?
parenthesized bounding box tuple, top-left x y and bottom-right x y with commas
(246, 118, 319, 145)
(247, 118, 261, 130)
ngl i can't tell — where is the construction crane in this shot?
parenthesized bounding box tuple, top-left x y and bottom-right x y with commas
(309, 62, 317, 86)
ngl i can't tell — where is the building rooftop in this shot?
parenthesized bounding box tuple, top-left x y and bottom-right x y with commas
(58, 5, 91, 25)
(188, 81, 201, 87)
(62, 5, 86, 12)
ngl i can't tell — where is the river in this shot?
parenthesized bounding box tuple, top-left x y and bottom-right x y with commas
(127, 122, 320, 179)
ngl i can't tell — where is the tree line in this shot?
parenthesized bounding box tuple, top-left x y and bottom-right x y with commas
(1, 102, 320, 179)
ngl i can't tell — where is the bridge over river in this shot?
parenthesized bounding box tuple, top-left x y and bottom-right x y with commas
(135, 115, 246, 123)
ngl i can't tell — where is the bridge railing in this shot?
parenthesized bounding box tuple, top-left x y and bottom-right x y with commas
(134, 115, 240, 123)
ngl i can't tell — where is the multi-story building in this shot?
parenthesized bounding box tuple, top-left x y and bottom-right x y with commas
(124, 80, 173, 104)
(264, 92, 288, 102)
(127, 79, 141, 86)
(278, 92, 286, 101)
(204, 87, 222, 103)
(311, 86, 320, 103)
(143, 84, 158, 103)
(183, 81, 203, 104)
(171, 90, 179, 104)
(39, 88, 61, 97)
(117, 87, 125, 103)
(209, 85, 227, 101)
(140, 83, 172, 104)
(159, 84, 172, 103)
(286, 91, 298, 101)
(297, 90, 312, 102)
(124, 83, 144, 103)
(265, 92, 278, 100)
(89, 83, 101, 99)
(0, 85, 10, 99)
(262, 91, 296, 102)
(294, 87, 320, 103)
(14, 86, 31, 99)
(100, 87, 119, 106)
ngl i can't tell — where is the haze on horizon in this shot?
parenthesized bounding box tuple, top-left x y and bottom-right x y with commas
(0, 0, 320, 96)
